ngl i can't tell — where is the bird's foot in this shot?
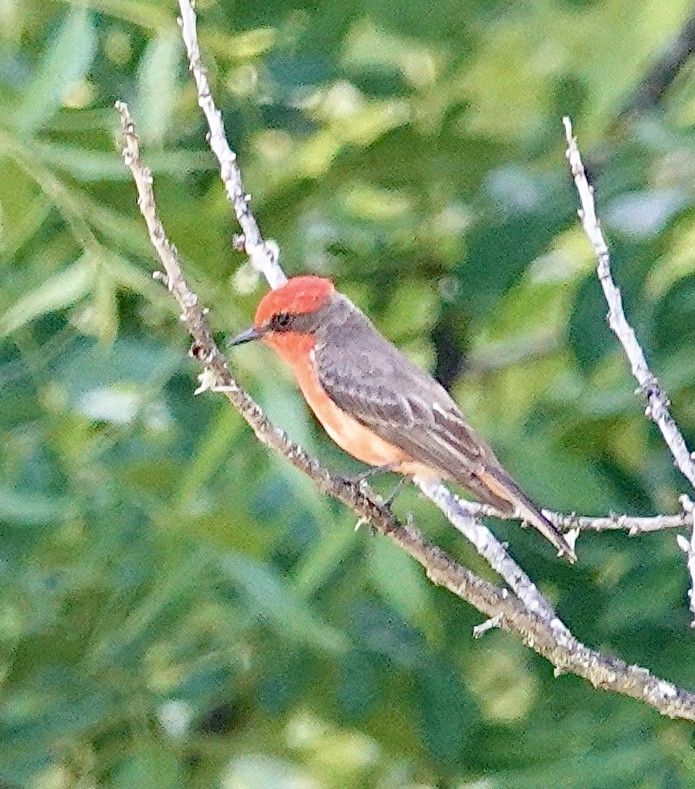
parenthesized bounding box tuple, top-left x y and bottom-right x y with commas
(381, 476, 408, 508)
(339, 465, 409, 509)
(339, 463, 398, 486)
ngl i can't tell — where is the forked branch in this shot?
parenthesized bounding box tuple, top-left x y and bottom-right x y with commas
(111, 1, 695, 721)
(117, 101, 695, 719)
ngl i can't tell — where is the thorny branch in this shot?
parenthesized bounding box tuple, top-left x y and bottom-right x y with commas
(112, 0, 695, 721)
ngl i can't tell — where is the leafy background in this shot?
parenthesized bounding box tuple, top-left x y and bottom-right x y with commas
(3, 0, 695, 786)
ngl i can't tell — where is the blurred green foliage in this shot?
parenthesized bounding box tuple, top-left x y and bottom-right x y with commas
(3, 0, 695, 785)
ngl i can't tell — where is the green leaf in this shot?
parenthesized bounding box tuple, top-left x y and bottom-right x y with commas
(0, 194, 53, 266)
(293, 523, 359, 598)
(495, 741, 661, 789)
(0, 672, 112, 752)
(336, 649, 382, 720)
(0, 258, 92, 336)
(113, 746, 183, 789)
(223, 554, 347, 653)
(653, 273, 695, 359)
(567, 274, 614, 373)
(28, 141, 214, 182)
(457, 174, 574, 317)
(413, 659, 479, 763)
(52, 336, 182, 405)
(0, 485, 74, 525)
(91, 267, 119, 343)
(16, 9, 97, 133)
(367, 537, 438, 636)
(135, 31, 181, 145)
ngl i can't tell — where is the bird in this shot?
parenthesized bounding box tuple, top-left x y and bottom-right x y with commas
(228, 275, 576, 562)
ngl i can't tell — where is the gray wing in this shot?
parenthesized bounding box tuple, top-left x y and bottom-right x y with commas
(313, 298, 493, 480)
(313, 295, 577, 560)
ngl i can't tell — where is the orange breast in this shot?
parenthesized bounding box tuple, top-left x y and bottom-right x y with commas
(294, 350, 411, 468)
(266, 336, 440, 480)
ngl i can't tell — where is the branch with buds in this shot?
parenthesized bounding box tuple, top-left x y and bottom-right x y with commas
(113, 0, 695, 721)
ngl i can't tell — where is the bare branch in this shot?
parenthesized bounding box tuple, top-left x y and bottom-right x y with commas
(550, 511, 687, 534)
(177, 0, 285, 288)
(564, 116, 695, 493)
(677, 496, 695, 627)
(116, 102, 695, 720)
(450, 499, 689, 535)
(415, 479, 568, 626)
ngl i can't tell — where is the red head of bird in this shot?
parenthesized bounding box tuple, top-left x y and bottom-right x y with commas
(244, 276, 336, 366)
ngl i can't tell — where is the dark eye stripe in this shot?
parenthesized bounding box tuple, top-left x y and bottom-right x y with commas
(271, 312, 292, 331)
(269, 307, 326, 334)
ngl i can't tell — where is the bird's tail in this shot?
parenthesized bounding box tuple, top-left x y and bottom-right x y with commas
(477, 467, 577, 563)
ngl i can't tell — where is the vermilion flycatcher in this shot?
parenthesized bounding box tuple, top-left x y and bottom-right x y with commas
(229, 275, 576, 562)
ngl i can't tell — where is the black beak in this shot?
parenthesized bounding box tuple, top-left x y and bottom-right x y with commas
(227, 325, 266, 347)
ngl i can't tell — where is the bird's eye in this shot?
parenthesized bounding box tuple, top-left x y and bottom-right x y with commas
(273, 312, 292, 330)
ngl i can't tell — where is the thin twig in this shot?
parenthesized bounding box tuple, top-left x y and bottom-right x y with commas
(451, 499, 689, 534)
(677, 496, 695, 628)
(563, 116, 695, 493)
(177, 0, 285, 288)
(117, 102, 695, 720)
(473, 615, 502, 638)
(415, 479, 567, 624)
